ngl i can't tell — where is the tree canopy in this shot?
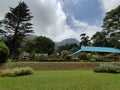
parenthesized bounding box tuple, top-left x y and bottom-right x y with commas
(0, 1, 33, 58)
(102, 5, 120, 34)
(34, 36, 55, 55)
(80, 33, 91, 47)
(92, 5, 120, 48)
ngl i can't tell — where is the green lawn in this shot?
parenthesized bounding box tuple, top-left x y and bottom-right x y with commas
(0, 70, 120, 90)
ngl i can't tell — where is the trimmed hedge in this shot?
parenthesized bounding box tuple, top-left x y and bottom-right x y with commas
(0, 67, 34, 77)
(93, 64, 120, 73)
(0, 41, 9, 63)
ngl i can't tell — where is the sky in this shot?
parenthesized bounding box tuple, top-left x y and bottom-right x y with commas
(0, 0, 120, 42)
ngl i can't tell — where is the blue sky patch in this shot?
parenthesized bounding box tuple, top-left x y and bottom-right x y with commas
(63, 0, 104, 27)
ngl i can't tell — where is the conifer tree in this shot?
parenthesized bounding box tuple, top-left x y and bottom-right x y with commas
(1, 1, 33, 58)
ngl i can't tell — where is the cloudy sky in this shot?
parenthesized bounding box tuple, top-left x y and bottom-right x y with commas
(0, 0, 120, 42)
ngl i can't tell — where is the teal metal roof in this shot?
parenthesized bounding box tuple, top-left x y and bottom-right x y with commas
(73, 46, 120, 54)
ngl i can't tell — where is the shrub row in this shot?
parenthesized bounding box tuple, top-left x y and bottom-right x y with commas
(77, 52, 120, 62)
(16, 51, 120, 62)
(18, 51, 71, 62)
(93, 64, 120, 73)
(0, 67, 34, 77)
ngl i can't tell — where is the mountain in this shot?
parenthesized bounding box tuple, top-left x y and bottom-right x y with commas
(55, 38, 80, 49)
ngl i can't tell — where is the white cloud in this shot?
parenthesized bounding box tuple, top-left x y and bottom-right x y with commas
(71, 17, 101, 39)
(30, 0, 76, 42)
(0, 0, 102, 42)
(0, 0, 76, 42)
(0, 0, 108, 42)
(20, 0, 80, 42)
(30, 0, 101, 42)
(26, 0, 120, 42)
(100, 0, 120, 12)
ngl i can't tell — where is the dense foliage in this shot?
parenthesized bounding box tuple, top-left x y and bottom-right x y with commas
(34, 36, 55, 55)
(91, 32, 108, 46)
(102, 5, 120, 33)
(0, 41, 9, 63)
(0, 1, 33, 58)
(77, 52, 120, 62)
(92, 5, 120, 48)
(80, 33, 91, 47)
(93, 64, 120, 73)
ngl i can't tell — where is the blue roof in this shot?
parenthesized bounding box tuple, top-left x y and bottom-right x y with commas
(73, 46, 120, 54)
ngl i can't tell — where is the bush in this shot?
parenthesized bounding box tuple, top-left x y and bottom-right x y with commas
(77, 52, 89, 61)
(34, 53, 48, 61)
(61, 50, 70, 60)
(0, 67, 34, 77)
(93, 64, 120, 73)
(103, 53, 116, 62)
(91, 54, 104, 62)
(48, 54, 58, 61)
(18, 52, 30, 61)
(0, 41, 10, 63)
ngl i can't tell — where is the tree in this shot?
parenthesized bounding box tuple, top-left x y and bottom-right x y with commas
(107, 36, 120, 48)
(92, 5, 120, 48)
(0, 1, 33, 58)
(99, 5, 120, 48)
(102, 5, 120, 34)
(91, 32, 108, 46)
(34, 36, 55, 55)
(61, 50, 70, 60)
(23, 39, 36, 54)
(0, 29, 6, 34)
(80, 33, 91, 47)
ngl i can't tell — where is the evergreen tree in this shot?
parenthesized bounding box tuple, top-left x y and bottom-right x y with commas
(80, 33, 91, 47)
(0, 1, 33, 58)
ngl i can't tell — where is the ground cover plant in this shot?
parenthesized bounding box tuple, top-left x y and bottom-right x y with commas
(0, 67, 33, 77)
(93, 64, 120, 73)
(0, 70, 120, 90)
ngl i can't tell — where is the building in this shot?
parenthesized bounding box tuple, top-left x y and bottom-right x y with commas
(73, 46, 120, 55)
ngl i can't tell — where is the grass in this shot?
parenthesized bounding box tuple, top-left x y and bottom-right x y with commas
(0, 70, 120, 90)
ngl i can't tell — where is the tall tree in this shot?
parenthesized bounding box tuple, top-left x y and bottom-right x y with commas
(102, 5, 120, 48)
(0, 1, 33, 58)
(34, 36, 55, 55)
(92, 5, 120, 48)
(91, 32, 108, 47)
(102, 5, 120, 36)
(80, 33, 91, 47)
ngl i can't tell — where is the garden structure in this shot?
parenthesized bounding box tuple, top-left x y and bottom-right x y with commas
(74, 46, 120, 55)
